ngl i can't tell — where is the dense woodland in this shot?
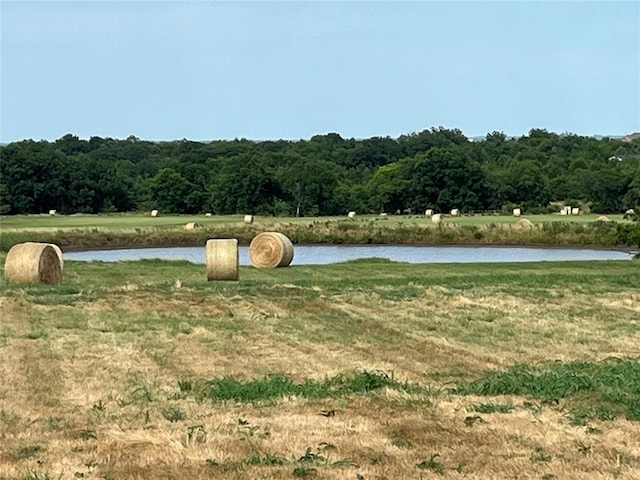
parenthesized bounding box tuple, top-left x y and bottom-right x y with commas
(1, 128, 639, 216)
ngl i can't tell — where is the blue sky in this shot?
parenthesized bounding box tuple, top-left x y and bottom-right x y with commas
(1, 1, 638, 143)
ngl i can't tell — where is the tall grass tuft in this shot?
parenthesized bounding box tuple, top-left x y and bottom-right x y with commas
(193, 370, 413, 402)
(455, 358, 640, 421)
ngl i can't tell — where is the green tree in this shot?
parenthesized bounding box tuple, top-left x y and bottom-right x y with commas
(506, 160, 551, 210)
(278, 159, 340, 216)
(622, 166, 640, 210)
(401, 147, 486, 212)
(366, 162, 407, 213)
(148, 168, 203, 213)
(583, 164, 627, 212)
(209, 154, 281, 215)
(0, 183, 12, 214)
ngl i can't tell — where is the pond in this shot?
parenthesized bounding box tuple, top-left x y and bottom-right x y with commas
(64, 245, 633, 265)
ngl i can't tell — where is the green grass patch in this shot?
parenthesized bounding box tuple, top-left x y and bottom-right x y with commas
(190, 370, 414, 403)
(11, 444, 43, 460)
(469, 402, 514, 414)
(455, 358, 640, 421)
(336, 257, 399, 264)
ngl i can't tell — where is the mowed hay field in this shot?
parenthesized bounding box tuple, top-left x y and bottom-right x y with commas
(0, 213, 629, 232)
(1, 213, 635, 254)
(1, 259, 639, 479)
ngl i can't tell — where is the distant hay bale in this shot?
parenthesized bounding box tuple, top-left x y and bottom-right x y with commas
(243, 214, 254, 224)
(623, 209, 637, 220)
(571, 207, 580, 216)
(205, 212, 213, 217)
(513, 218, 534, 230)
(184, 222, 200, 230)
(425, 209, 433, 218)
(48, 209, 57, 216)
(379, 212, 388, 217)
(347, 211, 356, 218)
(513, 208, 521, 217)
(4, 242, 63, 284)
(151, 210, 159, 217)
(249, 232, 294, 268)
(596, 215, 610, 222)
(450, 208, 460, 217)
(205, 239, 239, 281)
(560, 206, 571, 216)
(432, 213, 443, 225)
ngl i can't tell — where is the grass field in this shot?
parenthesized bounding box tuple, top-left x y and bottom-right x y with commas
(0, 212, 630, 232)
(1, 213, 636, 254)
(1, 258, 639, 479)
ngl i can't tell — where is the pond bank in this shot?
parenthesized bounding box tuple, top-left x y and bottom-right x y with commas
(1, 219, 639, 253)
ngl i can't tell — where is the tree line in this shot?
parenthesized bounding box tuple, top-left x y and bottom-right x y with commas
(1, 128, 639, 216)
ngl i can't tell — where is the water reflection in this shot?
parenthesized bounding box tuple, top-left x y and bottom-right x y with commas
(64, 244, 632, 265)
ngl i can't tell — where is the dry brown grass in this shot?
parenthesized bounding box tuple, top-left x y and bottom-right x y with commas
(513, 218, 534, 230)
(0, 261, 639, 479)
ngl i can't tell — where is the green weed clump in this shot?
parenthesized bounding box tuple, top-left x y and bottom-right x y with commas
(190, 370, 414, 403)
(455, 357, 640, 421)
(416, 454, 445, 474)
(11, 445, 43, 460)
(469, 402, 514, 414)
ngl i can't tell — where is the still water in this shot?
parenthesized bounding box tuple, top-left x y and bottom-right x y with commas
(64, 245, 632, 265)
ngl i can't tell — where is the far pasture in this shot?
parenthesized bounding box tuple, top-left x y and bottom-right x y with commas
(0, 212, 628, 233)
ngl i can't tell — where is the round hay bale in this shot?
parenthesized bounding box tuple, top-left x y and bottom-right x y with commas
(23, 242, 64, 272)
(151, 210, 159, 217)
(450, 208, 460, 217)
(571, 207, 580, 216)
(432, 213, 443, 225)
(48, 209, 57, 216)
(244, 214, 254, 225)
(513, 218, 534, 230)
(347, 211, 356, 218)
(205, 212, 213, 217)
(184, 222, 200, 230)
(249, 232, 294, 268)
(513, 208, 521, 217)
(379, 212, 388, 217)
(596, 215, 610, 222)
(206, 239, 239, 281)
(47, 243, 64, 272)
(4, 242, 63, 284)
(425, 209, 433, 218)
